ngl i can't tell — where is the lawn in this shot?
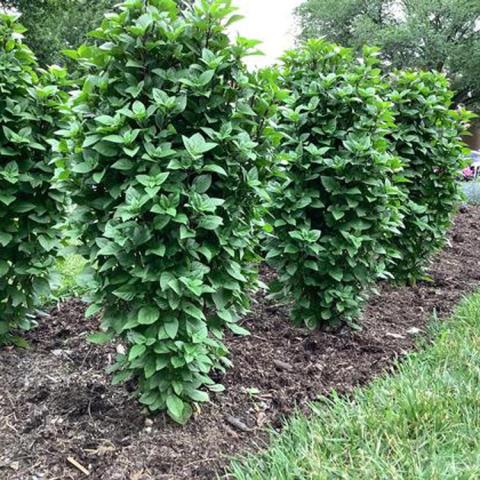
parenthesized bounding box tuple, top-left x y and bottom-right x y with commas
(53, 254, 87, 299)
(229, 290, 480, 480)
(463, 180, 480, 205)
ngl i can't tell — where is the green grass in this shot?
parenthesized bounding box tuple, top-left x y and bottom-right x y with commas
(52, 254, 88, 299)
(463, 180, 480, 205)
(229, 292, 480, 480)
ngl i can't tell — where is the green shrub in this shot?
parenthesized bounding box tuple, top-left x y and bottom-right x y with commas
(265, 40, 403, 329)
(58, 0, 269, 423)
(387, 71, 472, 283)
(0, 14, 66, 346)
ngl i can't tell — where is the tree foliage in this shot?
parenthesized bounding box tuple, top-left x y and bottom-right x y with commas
(55, 0, 270, 423)
(387, 70, 472, 282)
(0, 13, 66, 345)
(0, 0, 116, 65)
(265, 40, 403, 328)
(295, 0, 480, 110)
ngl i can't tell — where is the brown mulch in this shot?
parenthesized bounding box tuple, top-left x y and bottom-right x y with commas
(1, 207, 480, 480)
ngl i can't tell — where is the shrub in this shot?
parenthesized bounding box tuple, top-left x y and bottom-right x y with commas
(58, 0, 269, 423)
(387, 71, 473, 283)
(0, 14, 66, 346)
(265, 40, 403, 329)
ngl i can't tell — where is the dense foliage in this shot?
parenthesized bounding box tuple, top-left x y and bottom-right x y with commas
(0, 13, 66, 345)
(265, 40, 403, 328)
(57, 0, 269, 423)
(0, 0, 116, 65)
(387, 70, 472, 282)
(295, 0, 480, 111)
(0, 0, 472, 426)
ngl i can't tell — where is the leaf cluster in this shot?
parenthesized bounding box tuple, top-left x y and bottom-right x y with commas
(0, 13, 67, 345)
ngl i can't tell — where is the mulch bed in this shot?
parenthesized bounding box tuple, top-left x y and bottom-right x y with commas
(1, 207, 480, 480)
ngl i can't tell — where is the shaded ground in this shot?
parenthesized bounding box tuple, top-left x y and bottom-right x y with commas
(1, 207, 480, 480)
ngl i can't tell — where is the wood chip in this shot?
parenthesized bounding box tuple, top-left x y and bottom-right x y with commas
(33, 309, 52, 319)
(130, 470, 145, 480)
(67, 457, 90, 476)
(385, 332, 406, 340)
(256, 411, 267, 427)
(407, 327, 422, 335)
(273, 359, 294, 371)
(225, 415, 253, 432)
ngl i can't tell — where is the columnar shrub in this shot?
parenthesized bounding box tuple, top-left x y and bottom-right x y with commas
(387, 70, 472, 283)
(266, 40, 403, 329)
(59, 0, 268, 423)
(0, 14, 66, 346)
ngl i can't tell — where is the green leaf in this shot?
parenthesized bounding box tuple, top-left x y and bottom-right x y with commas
(198, 69, 215, 86)
(85, 303, 102, 318)
(0, 194, 16, 206)
(0, 261, 8, 276)
(95, 115, 116, 126)
(112, 370, 133, 385)
(104, 134, 124, 144)
(193, 174, 212, 193)
(88, 332, 113, 345)
(183, 133, 217, 158)
(185, 388, 209, 403)
(138, 306, 160, 325)
(208, 384, 226, 393)
(228, 323, 250, 336)
(184, 303, 206, 321)
(198, 215, 223, 230)
(0, 232, 13, 247)
(203, 164, 227, 176)
(128, 344, 146, 361)
(321, 176, 340, 193)
(147, 244, 166, 257)
(166, 394, 185, 420)
(328, 268, 343, 282)
(226, 263, 246, 282)
(132, 100, 146, 117)
(38, 235, 57, 252)
(94, 141, 118, 157)
(165, 318, 179, 339)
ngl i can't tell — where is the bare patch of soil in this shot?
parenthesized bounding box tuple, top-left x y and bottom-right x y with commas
(1, 207, 480, 480)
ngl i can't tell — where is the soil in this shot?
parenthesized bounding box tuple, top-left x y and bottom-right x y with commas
(1, 207, 480, 480)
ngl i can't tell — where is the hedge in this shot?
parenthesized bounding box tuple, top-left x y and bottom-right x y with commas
(57, 0, 270, 423)
(265, 40, 404, 328)
(387, 70, 473, 283)
(0, 13, 66, 346)
(0, 3, 472, 426)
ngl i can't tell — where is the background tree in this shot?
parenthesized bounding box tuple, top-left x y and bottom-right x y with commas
(0, 0, 116, 65)
(295, 0, 480, 110)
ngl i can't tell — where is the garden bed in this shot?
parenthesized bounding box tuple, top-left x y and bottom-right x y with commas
(1, 207, 480, 480)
